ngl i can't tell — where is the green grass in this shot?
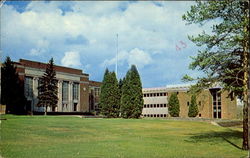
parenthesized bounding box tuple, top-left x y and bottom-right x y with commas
(0, 115, 248, 158)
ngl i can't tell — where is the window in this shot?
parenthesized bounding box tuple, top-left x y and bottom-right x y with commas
(144, 94, 146, 97)
(163, 93, 167, 96)
(62, 81, 69, 101)
(154, 104, 156, 108)
(199, 101, 201, 106)
(38, 78, 42, 95)
(73, 83, 79, 100)
(164, 104, 167, 107)
(187, 102, 189, 106)
(160, 104, 163, 108)
(94, 87, 101, 97)
(164, 114, 166, 117)
(25, 77, 33, 97)
(157, 104, 159, 108)
(157, 93, 159, 96)
(157, 114, 159, 117)
(161, 114, 163, 117)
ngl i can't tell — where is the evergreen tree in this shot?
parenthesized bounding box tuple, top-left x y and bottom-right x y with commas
(37, 58, 58, 115)
(168, 93, 180, 117)
(121, 65, 143, 118)
(1, 56, 26, 114)
(121, 70, 133, 118)
(129, 65, 144, 118)
(100, 69, 120, 117)
(99, 69, 109, 114)
(188, 95, 199, 117)
(107, 72, 120, 117)
(182, 0, 249, 149)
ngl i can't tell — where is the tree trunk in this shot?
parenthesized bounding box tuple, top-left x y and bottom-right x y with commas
(45, 106, 47, 116)
(242, 14, 249, 149)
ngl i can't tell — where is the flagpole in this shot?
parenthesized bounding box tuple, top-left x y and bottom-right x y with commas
(116, 34, 118, 78)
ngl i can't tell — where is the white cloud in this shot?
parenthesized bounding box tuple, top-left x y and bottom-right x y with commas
(102, 48, 152, 69)
(127, 48, 153, 68)
(1, 1, 207, 87)
(61, 51, 82, 67)
(29, 39, 49, 56)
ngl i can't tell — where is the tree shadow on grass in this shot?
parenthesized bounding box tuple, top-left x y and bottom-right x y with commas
(185, 129, 242, 150)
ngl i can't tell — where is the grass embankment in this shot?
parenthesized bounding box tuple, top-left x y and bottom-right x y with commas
(0, 115, 248, 158)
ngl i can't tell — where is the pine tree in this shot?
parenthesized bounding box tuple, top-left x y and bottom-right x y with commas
(120, 72, 132, 118)
(168, 93, 180, 117)
(99, 69, 120, 118)
(107, 72, 120, 117)
(121, 65, 143, 118)
(182, 0, 249, 149)
(37, 58, 58, 115)
(129, 65, 144, 118)
(99, 69, 109, 115)
(188, 95, 199, 117)
(1, 56, 26, 114)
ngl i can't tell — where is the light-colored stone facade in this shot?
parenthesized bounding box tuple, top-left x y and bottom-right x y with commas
(142, 87, 168, 117)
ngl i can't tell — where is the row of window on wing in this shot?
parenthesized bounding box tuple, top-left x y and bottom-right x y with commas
(143, 114, 168, 117)
(143, 104, 167, 108)
(143, 93, 167, 97)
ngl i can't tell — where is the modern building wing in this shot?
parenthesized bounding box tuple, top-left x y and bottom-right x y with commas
(142, 84, 237, 119)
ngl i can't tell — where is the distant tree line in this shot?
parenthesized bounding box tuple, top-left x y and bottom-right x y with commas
(100, 65, 144, 118)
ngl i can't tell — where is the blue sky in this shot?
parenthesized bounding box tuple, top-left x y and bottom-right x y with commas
(1, 1, 211, 88)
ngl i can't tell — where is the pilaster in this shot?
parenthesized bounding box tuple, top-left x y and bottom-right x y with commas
(58, 80, 63, 112)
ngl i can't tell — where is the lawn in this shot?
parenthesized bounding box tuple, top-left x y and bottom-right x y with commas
(0, 115, 248, 158)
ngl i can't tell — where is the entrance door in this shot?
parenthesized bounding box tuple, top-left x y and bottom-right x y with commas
(74, 103, 77, 111)
(212, 90, 221, 119)
(26, 100, 32, 113)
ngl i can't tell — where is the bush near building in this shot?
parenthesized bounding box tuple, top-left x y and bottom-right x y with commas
(188, 95, 199, 117)
(168, 93, 180, 117)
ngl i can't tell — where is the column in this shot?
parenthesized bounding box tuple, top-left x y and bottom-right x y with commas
(58, 80, 63, 112)
(69, 81, 73, 112)
(33, 77, 39, 112)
